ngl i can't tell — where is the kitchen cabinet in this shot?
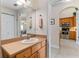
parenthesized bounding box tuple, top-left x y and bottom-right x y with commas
(69, 31, 76, 40)
(73, 16, 76, 26)
(60, 16, 76, 27)
(69, 16, 76, 27)
(60, 16, 76, 40)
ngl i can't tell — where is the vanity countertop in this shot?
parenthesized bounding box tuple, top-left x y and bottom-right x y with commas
(1, 36, 47, 57)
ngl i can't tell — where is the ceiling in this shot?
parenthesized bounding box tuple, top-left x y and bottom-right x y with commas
(49, 0, 73, 6)
(0, 0, 48, 10)
(0, 0, 67, 10)
(0, 0, 34, 10)
(1, 0, 21, 10)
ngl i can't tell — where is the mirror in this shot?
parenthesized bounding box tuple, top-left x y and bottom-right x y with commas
(18, 8, 36, 36)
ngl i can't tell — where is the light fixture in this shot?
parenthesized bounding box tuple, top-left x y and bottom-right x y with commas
(16, 0, 26, 6)
(66, 0, 71, 1)
(17, 1, 23, 5)
(16, 0, 31, 6)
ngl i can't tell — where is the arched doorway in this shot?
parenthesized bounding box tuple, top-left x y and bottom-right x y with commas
(59, 6, 78, 48)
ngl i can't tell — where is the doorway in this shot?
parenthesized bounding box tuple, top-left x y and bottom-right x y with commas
(59, 7, 78, 46)
(56, 7, 79, 58)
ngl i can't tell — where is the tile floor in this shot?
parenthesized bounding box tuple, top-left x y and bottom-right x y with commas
(51, 39, 79, 58)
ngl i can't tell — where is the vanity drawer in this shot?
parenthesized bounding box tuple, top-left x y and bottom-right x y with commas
(32, 43, 41, 54)
(41, 40, 46, 47)
(16, 48, 31, 58)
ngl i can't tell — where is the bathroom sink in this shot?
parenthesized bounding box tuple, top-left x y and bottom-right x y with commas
(21, 38, 39, 44)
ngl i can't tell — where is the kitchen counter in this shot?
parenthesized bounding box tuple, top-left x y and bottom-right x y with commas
(70, 27, 76, 31)
(1, 36, 47, 57)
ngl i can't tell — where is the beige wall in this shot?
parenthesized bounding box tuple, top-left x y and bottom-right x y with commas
(60, 8, 76, 18)
(35, 9, 48, 35)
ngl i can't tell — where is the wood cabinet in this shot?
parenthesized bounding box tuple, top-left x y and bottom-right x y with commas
(16, 48, 31, 58)
(60, 16, 76, 27)
(38, 46, 46, 58)
(73, 16, 76, 26)
(69, 31, 76, 40)
(30, 46, 47, 58)
(32, 43, 41, 54)
(30, 52, 38, 58)
(15, 40, 47, 58)
(2, 36, 47, 58)
(60, 16, 76, 40)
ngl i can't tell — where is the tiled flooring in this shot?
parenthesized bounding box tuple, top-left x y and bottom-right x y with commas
(51, 39, 79, 58)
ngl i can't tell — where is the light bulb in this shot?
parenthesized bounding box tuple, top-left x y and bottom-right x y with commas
(66, 0, 71, 1)
(16, 0, 26, 5)
(17, 1, 22, 5)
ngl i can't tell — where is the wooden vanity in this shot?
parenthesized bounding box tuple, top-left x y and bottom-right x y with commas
(1, 35, 47, 58)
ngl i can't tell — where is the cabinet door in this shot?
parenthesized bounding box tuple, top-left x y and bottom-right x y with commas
(60, 16, 76, 27)
(32, 43, 41, 54)
(60, 18, 70, 25)
(38, 46, 46, 58)
(16, 48, 31, 58)
(30, 52, 38, 58)
(73, 16, 76, 26)
(69, 31, 76, 40)
(69, 17, 74, 27)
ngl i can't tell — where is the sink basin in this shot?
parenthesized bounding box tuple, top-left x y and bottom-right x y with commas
(21, 38, 39, 44)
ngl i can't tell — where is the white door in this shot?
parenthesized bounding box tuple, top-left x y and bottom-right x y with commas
(1, 13, 15, 40)
(76, 10, 79, 44)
